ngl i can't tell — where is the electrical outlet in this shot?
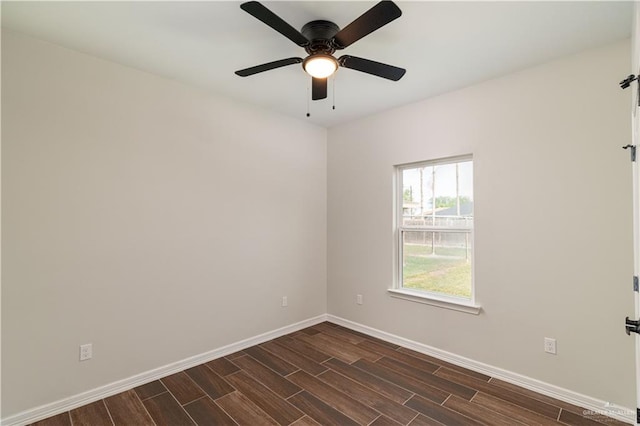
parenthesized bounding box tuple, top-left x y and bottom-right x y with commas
(281, 296, 288, 307)
(356, 294, 363, 305)
(544, 337, 557, 355)
(80, 343, 92, 361)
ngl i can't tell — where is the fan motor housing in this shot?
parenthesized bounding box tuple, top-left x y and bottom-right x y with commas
(301, 20, 339, 55)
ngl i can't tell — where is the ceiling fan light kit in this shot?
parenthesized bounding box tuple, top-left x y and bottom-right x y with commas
(303, 54, 338, 78)
(235, 0, 406, 105)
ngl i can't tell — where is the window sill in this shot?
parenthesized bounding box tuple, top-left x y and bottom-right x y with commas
(387, 288, 482, 315)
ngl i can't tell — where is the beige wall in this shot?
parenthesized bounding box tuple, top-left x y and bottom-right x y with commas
(1, 30, 327, 417)
(327, 40, 635, 408)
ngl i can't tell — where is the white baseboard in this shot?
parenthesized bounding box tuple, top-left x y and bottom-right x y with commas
(1, 314, 328, 426)
(326, 314, 635, 425)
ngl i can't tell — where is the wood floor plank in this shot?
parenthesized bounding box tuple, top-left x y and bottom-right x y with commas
(134, 380, 168, 401)
(288, 331, 313, 339)
(288, 391, 359, 426)
(317, 369, 418, 425)
(470, 392, 560, 425)
(142, 392, 196, 425)
(225, 350, 247, 360)
(405, 394, 484, 426)
(183, 396, 238, 426)
(489, 378, 584, 415)
(398, 347, 492, 381)
(323, 357, 414, 404)
(436, 367, 561, 420)
(306, 322, 337, 334)
(359, 341, 440, 373)
(369, 414, 404, 426)
(69, 400, 113, 426)
(161, 371, 205, 405)
(409, 414, 446, 425)
(29, 412, 72, 426)
(231, 354, 301, 398)
(443, 394, 526, 426)
(104, 389, 155, 426)
(356, 339, 407, 359)
(592, 416, 632, 426)
(261, 340, 328, 376)
(311, 322, 367, 344)
(296, 333, 364, 364)
(331, 324, 402, 349)
(353, 359, 450, 404)
(275, 336, 332, 363)
(226, 371, 304, 425)
(299, 332, 382, 363)
(558, 409, 612, 426)
(287, 370, 380, 425)
(290, 415, 322, 426)
(244, 345, 299, 376)
(206, 357, 241, 376)
(376, 356, 477, 400)
(299, 327, 322, 335)
(185, 364, 235, 400)
(216, 391, 279, 426)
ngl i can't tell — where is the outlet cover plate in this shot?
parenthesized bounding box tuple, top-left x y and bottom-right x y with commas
(80, 343, 92, 361)
(544, 337, 557, 354)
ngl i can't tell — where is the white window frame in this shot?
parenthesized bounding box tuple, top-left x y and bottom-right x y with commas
(389, 155, 481, 315)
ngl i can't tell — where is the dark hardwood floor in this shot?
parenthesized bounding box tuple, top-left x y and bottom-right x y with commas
(30, 322, 627, 426)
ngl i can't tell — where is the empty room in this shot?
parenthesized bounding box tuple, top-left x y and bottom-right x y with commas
(3, 1, 640, 425)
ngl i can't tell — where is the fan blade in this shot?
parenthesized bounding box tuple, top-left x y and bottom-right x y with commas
(235, 57, 303, 77)
(333, 1, 401, 49)
(338, 55, 405, 81)
(312, 77, 327, 100)
(240, 1, 309, 47)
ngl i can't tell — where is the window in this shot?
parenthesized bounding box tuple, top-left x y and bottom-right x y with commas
(392, 156, 478, 313)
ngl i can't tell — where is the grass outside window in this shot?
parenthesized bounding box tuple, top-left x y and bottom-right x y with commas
(402, 242, 472, 298)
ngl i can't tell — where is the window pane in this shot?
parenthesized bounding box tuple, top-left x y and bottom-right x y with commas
(402, 230, 472, 299)
(402, 166, 432, 226)
(402, 161, 473, 229)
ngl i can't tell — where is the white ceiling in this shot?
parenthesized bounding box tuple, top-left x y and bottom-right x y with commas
(2, 1, 633, 128)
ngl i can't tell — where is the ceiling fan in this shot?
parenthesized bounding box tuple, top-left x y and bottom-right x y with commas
(235, 1, 406, 101)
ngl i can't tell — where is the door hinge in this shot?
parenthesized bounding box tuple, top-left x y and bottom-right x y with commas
(620, 74, 637, 89)
(623, 145, 636, 162)
(625, 317, 640, 335)
(634, 276, 638, 292)
(620, 74, 640, 107)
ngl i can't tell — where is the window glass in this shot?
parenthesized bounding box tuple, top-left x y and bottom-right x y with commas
(398, 158, 473, 299)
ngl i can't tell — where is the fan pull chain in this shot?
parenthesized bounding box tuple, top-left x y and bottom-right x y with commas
(306, 85, 310, 117)
(332, 75, 336, 110)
